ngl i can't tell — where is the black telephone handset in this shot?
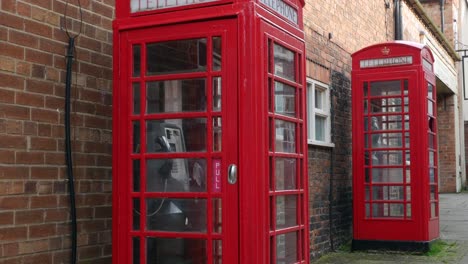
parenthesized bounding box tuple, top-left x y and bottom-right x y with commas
(155, 136, 173, 179)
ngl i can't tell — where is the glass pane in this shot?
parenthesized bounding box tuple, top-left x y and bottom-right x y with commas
(275, 158, 296, 190)
(315, 116, 326, 142)
(274, 43, 295, 81)
(146, 238, 206, 263)
(372, 168, 403, 182)
(133, 159, 140, 192)
(213, 117, 222, 152)
(370, 80, 401, 96)
(407, 203, 412, 218)
(147, 38, 206, 75)
(133, 198, 140, 230)
(147, 79, 206, 113)
(133, 83, 140, 115)
(213, 77, 222, 111)
(429, 151, 435, 166)
(276, 195, 297, 229)
(363, 82, 368, 97)
(213, 198, 222, 233)
(133, 45, 141, 77)
(431, 202, 438, 217)
(146, 119, 206, 153)
(365, 203, 370, 217)
(405, 132, 410, 148)
(133, 121, 140, 153)
(371, 133, 402, 148)
(430, 185, 436, 200)
(371, 150, 403, 165)
(428, 134, 435, 149)
(147, 198, 206, 232)
(404, 115, 410, 130)
(276, 232, 298, 263)
(429, 168, 435, 183)
(406, 186, 411, 201)
(365, 168, 370, 183)
(315, 88, 324, 110)
(213, 240, 222, 264)
(372, 203, 404, 218)
(275, 82, 295, 117)
(370, 98, 402, 113)
(372, 186, 404, 200)
(275, 120, 296, 153)
(365, 186, 370, 201)
(147, 158, 206, 192)
(428, 83, 434, 99)
(428, 100, 434, 115)
(213, 37, 222, 71)
(133, 237, 140, 264)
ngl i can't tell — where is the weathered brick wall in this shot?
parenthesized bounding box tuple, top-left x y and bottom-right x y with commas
(0, 0, 113, 263)
(303, 0, 389, 260)
(438, 95, 458, 192)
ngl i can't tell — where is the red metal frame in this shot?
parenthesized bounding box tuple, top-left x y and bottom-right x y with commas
(113, 0, 308, 262)
(352, 41, 438, 243)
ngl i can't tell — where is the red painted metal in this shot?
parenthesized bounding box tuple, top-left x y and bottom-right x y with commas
(113, 0, 308, 262)
(352, 41, 438, 243)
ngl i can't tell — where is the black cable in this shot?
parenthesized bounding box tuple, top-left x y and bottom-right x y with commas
(65, 36, 78, 264)
(62, 1, 83, 263)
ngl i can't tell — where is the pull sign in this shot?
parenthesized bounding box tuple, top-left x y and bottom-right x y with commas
(213, 159, 221, 192)
(227, 164, 237, 184)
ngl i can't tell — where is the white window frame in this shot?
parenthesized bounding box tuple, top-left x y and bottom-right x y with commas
(307, 78, 334, 147)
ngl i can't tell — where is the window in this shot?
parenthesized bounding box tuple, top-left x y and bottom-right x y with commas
(307, 79, 333, 147)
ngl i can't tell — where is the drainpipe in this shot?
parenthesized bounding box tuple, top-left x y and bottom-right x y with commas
(394, 0, 403, 40)
(440, 0, 445, 33)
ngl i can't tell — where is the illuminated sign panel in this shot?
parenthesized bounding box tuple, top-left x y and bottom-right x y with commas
(360, 56, 413, 69)
(259, 0, 298, 24)
(131, 0, 218, 12)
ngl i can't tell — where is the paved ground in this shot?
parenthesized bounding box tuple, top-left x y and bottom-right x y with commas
(313, 192, 468, 264)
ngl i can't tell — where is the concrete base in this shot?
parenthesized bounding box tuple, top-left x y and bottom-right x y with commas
(352, 239, 438, 253)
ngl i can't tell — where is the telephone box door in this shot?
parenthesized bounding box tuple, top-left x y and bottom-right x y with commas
(114, 19, 239, 263)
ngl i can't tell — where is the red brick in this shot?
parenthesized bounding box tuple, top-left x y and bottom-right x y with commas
(9, 30, 39, 48)
(0, 56, 16, 72)
(0, 227, 27, 241)
(24, 121, 38, 135)
(25, 48, 53, 65)
(0, 211, 14, 225)
(39, 38, 66, 55)
(16, 92, 45, 107)
(18, 239, 48, 254)
(31, 108, 59, 123)
(5, 120, 22, 134)
(0, 89, 15, 103)
(29, 223, 57, 238)
(0, 135, 27, 149)
(0, 181, 24, 195)
(0, 27, 7, 41)
(1, 0, 16, 13)
(30, 167, 58, 180)
(0, 196, 29, 210)
(30, 137, 57, 151)
(30, 195, 57, 209)
(0, 104, 30, 120)
(91, 1, 113, 18)
(31, 6, 60, 26)
(45, 96, 63, 110)
(0, 166, 28, 179)
(2, 243, 19, 257)
(16, 151, 44, 164)
(15, 210, 44, 225)
(16, 61, 31, 76)
(17, 2, 31, 17)
(0, 72, 25, 89)
(22, 253, 53, 264)
(31, 64, 46, 79)
(0, 11, 24, 30)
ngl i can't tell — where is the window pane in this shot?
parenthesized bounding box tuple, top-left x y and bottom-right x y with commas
(372, 186, 404, 200)
(213, 198, 222, 233)
(370, 80, 401, 96)
(213, 117, 222, 152)
(372, 168, 403, 182)
(133, 83, 140, 115)
(147, 79, 206, 113)
(276, 232, 298, 263)
(213, 37, 222, 71)
(133, 159, 140, 192)
(146, 119, 206, 152)
(133, 198, 140, 230)
(133, 45, 141, 77)
(276, 195, 297, 229)
(213, 77, 222, 112)
(371, 150, 403, 165)
(315, 116, 326, 141)
(133, 121, 140, 153)
(372, 203, 404, 218)
(146, 238, 206, 263)
(275, 82, 295, 117)
(275, 120, 296, 153)
(147, 158, 206, 192)
(213, 240, 222, 264)
(314, 88, 324, 110)
(275, 158, 296, 190)
(133, 237, 140, 264)
(146, 198, 206, 232)
(371, 133, 402, 148)
(147, 38, 206, 75)
(274, 44, 295, 81)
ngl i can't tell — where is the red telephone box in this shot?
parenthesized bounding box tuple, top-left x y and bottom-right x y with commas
(351, 41, 438, 251)
(112, 0, 309, 262)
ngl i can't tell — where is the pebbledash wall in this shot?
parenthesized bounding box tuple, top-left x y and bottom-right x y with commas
(0, 0, 113, 263)
(0, 0, 463, 263)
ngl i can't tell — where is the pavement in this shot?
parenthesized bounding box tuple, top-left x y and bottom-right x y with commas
(313, 192, 468, 264)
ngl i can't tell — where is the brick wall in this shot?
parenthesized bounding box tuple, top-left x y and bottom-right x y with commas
(0, 0, 113, 263)
(438, 94, 458, 192)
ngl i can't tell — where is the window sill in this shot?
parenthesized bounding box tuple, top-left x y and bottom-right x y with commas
(307, 140, 335, 148)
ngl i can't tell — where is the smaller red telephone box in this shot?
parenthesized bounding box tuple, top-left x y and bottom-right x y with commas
(351, 41, 438, 251)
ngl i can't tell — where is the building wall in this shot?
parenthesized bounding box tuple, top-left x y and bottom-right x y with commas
(0, 0, 113, 263)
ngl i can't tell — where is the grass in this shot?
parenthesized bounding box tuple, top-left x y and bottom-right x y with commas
(425, 240, 459, 263)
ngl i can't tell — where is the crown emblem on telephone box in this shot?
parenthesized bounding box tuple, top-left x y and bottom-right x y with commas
(381, 46, 390, 55)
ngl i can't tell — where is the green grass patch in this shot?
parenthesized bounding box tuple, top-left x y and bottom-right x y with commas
(425, 240, 458, 262)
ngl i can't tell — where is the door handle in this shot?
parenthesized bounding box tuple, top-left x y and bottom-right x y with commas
(227, 164, 237, 184)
